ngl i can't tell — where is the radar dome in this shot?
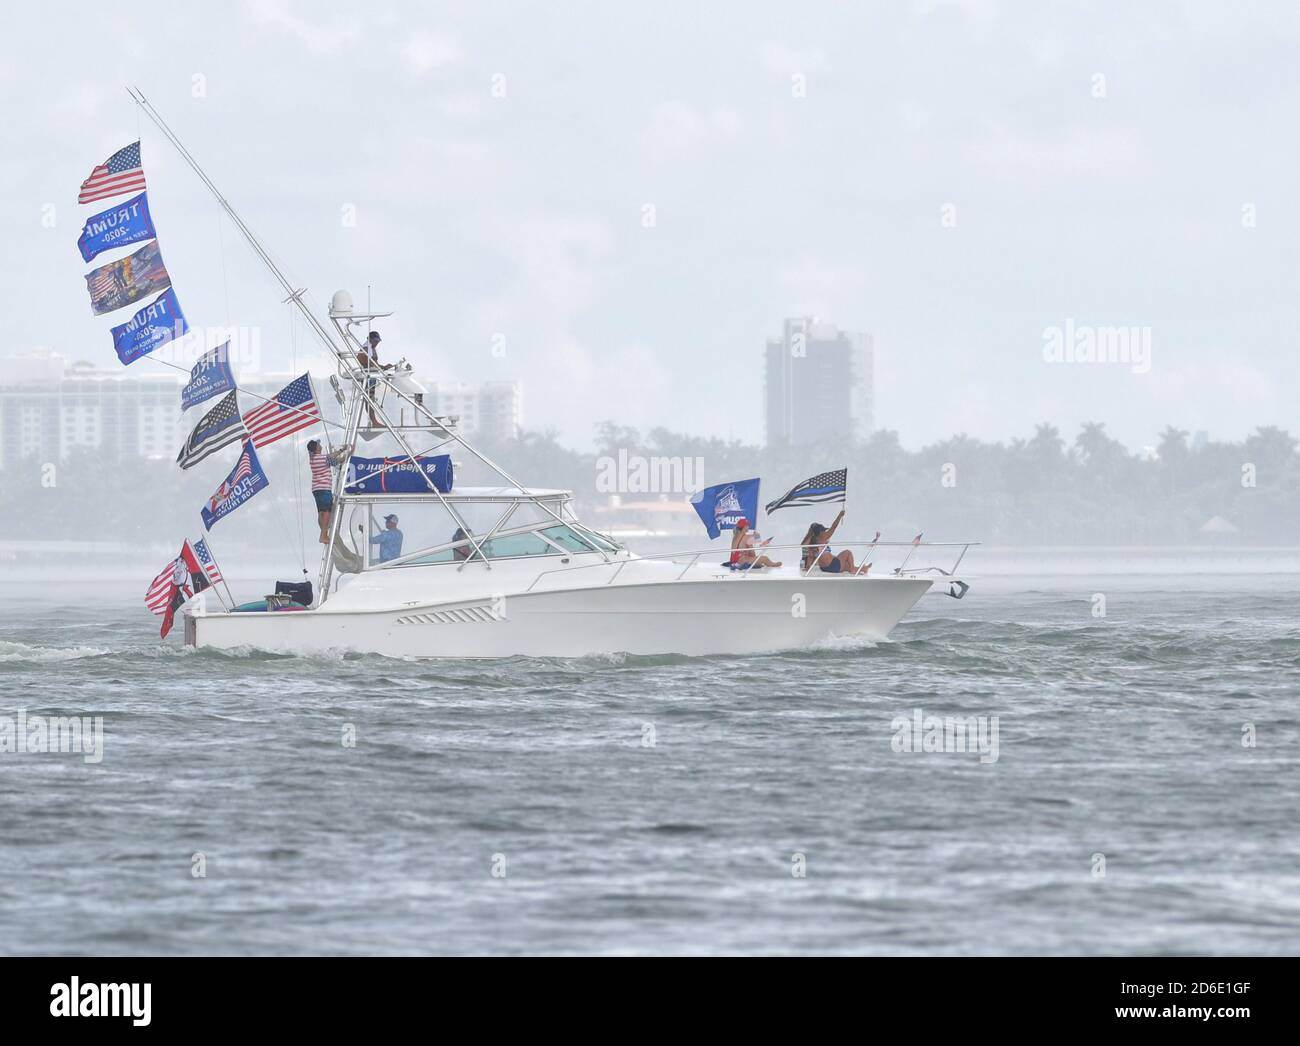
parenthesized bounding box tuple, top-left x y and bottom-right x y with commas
(329, 290, 354, 317)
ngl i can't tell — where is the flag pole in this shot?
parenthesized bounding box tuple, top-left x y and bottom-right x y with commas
(895, 533, 924, 575)
(200, 536, 238, 609)
(852, 530, 881, 576)
(125, 87, 348, 369)
(181, 544, 228, 612)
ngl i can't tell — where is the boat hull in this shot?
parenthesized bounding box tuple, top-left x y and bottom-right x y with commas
(186, 575, 932, 658)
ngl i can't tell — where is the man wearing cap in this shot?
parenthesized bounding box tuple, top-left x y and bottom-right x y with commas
(356, 330, 392, 429)
(369, 513, 404, 563)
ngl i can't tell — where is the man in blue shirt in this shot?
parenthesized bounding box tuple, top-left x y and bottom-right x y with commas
(370, 514, 404, 563)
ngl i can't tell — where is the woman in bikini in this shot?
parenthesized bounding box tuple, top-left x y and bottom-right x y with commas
(799, 509, 862, 574)
(729, 518, 782, 570)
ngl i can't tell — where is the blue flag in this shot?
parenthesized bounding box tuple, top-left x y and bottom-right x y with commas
(181, 342, 236, 411)
(345, 454, 454, 494)
(77, 191, 156, 263)
(689, 478, 760, 539)
(111, 287, 188, 366)
(201, 441, 269, 531)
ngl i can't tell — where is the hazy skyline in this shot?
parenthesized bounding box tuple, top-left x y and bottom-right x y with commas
(5, 1, 1298, 451)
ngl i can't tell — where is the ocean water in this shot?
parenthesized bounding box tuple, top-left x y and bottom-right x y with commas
(0, 573, 1297, 956)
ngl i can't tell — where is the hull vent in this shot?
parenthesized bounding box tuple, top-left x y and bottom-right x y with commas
(396, 604, 502, 625)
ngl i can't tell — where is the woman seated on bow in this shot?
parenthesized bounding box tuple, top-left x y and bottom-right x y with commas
(729, 517, 782, 570)
(800, 510, 859, 574)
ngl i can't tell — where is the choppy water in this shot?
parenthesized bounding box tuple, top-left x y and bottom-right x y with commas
(1, 574, 1297, 955)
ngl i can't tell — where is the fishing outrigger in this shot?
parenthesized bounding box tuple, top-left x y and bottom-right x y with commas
(125, 88, 976, 658)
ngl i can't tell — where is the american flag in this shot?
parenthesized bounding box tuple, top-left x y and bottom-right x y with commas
(193, 538, 223, 585)
(242, 374, 320, 448)
(144, 555, 189, 615)
(79, 141, 147, 204)
(87, 264, 120, 299)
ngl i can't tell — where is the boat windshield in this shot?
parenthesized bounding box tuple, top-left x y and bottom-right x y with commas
(538, 524, 598, 553)
(393, 523, 605, 566)
(572, 524, 621, 553)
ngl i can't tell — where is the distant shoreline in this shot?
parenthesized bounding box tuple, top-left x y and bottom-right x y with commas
(3, 543, 1299, 585)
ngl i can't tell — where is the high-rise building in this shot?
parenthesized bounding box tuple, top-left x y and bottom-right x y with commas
(764, 318, 873, 447)
(0, 352, 184, 471)
(420, 380, 522, 443)
(0, 350, 525, 471)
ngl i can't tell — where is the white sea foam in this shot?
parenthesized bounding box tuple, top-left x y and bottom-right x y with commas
(0, 640, 111, 663)
(810, 632, 881, 652)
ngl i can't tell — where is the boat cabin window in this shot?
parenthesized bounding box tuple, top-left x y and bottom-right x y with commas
(572, 524, 621, 553)
(387, 522, 607, 566)
(478, 531, 555, 559)
(538, 525, 599, 553)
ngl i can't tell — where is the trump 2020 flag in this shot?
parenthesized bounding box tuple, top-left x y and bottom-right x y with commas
(85, 239, 171, 315)
(181, 343, 236, 411)
(77, 191, 156, 262)
(177, 390, 246, 470)
(111, 287, 188, 366)
(689, 478, 760, 540)
(765, 468, 847, 514)
(201, 441, 269, 531)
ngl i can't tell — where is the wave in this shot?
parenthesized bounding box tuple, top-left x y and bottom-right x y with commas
(0, 640, 112, 663)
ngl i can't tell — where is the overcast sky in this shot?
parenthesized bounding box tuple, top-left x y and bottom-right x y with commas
(5, 0, 1298, 450)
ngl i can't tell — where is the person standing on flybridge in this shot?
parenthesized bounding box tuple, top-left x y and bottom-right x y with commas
(356, 330, 392, 429)
(307, 439, 352, 544)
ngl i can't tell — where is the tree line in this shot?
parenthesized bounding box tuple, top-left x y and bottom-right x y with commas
(6, 421, 1297, 549)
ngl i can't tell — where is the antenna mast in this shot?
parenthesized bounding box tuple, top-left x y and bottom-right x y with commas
(125, 86, 346, 364)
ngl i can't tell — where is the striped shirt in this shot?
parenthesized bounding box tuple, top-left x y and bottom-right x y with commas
(309, 449, 343, 491)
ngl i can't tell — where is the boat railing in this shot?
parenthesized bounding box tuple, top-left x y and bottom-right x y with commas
(524, 540, 978, 592)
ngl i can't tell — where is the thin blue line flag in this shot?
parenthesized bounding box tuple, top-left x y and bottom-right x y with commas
(765, 468, 847, 514)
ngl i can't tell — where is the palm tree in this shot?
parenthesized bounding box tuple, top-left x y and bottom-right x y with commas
(1029, 423, 1065, 458)
(1156, 425, 1190, 496)
(1157, 426, 1189, 463)
(1074, 421, 1111, 465)
(1245, 426, 1299, 469)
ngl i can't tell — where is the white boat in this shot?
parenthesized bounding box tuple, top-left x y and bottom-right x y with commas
(126, 92, 976, 659)
(184, 289, 976, 658)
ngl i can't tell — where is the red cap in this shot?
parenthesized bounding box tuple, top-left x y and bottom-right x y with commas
(736, 517, 749, 527)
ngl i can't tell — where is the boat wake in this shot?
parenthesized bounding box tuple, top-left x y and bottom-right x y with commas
(809, 631, 882, 653)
